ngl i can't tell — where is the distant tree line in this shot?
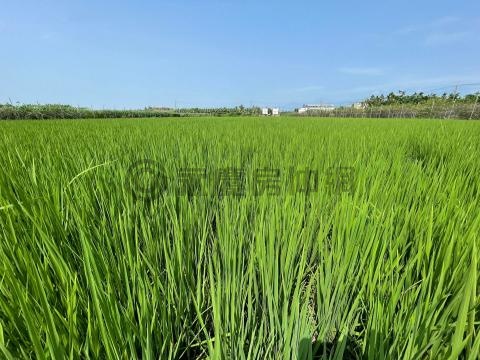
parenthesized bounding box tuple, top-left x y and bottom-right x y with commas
(0, 104, 181, 120)
(2, 93, 479, 120)
(0, 104, 261, 120)
(147, 105, 262, 116)
(293, 91, 480, 119)
(363, 91, 479, 107)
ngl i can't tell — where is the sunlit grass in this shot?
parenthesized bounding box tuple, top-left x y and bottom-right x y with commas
(0, 117, 479, 359)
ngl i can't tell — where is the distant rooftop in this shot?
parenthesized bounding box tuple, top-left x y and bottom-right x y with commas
(303, 104, 335, 108)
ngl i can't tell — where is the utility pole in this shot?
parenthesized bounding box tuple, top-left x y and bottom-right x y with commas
(469, 92, 479, 120)
(451, 85, 459, 119)
(444, 85, 458, 119)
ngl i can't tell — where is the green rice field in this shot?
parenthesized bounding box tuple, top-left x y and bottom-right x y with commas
(0, 117, 479, 359)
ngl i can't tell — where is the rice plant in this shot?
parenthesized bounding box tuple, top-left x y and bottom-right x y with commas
(0, 117, 478, 359)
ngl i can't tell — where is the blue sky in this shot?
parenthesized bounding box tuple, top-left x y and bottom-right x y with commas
(1, 0, 479, 109)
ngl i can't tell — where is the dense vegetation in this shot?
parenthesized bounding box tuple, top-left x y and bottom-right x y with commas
(0, 117, 479, 359)
(293, 103, 480, 120)
(293, 92, 480, 119)
(154, 105, 262, 116)
(0, 104, 261, 120)
(2, 92, 479, 120)
(363, 91, 479, 107)
(0, 104, 181, 120)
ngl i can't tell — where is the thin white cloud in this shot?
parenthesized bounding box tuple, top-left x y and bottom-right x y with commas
(395, 16, 461, 35)
(430, 16, 460, 27)
(338, 67, 385, 76)
(394, 25, 418, 35)
(425, 31, 469, 46)
(394, 15, 472, 47)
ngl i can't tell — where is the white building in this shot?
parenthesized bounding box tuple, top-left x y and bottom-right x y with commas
(298, 104, 336, 113)
(353, 102, 366, 109)
(262, 107, 280, 116)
